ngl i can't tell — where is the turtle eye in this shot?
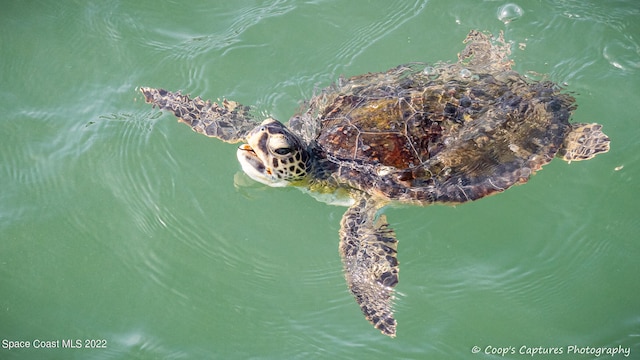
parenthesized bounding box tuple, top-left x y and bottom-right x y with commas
(274, 147, 293, 155)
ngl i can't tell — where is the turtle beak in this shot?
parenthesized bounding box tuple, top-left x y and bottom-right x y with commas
(237, 143, 272, 186)
(238, 143, 255, 154)
(237, 144, 261, 169)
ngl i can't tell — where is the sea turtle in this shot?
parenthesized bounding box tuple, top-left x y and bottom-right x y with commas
(139, 30, 610, 337)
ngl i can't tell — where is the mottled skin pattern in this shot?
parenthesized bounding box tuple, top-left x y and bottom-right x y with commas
(339, 196, 399, 335)
(141, 89, 256, 143)
(139, 30, 610, 337)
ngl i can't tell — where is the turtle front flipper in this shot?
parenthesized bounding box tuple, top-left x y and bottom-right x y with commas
(558, 123, 610, 163)
(140, 87, 256, 143)
(339, 195, 399, 337)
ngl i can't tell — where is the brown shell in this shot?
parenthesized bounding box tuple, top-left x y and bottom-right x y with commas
(309, 58, 574, 204)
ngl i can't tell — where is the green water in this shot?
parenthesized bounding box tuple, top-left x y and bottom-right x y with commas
(1, 1, 639, 359)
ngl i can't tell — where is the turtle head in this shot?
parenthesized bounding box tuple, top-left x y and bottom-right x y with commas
(237, 118, 310, 187)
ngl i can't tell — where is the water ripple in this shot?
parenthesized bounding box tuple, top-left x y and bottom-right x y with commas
(603, 37, 640, 72)
(1, 105, 102, 226)
(108, 329, 193, 359)
(326, 0, 428, 73)
(158, 2, 297, 61)
(524, 0, 640, 80)
(97, 113, 162, 232)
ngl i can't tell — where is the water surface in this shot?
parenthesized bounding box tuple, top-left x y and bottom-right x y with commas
(1, 1, 639, 359)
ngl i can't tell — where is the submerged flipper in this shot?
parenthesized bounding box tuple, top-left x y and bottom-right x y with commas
(140, 87, 257, 143)
(339, 196, 399, 337)
(559, 123, 610, 163)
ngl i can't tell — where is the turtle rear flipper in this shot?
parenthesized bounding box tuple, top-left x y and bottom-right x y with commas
(140, 87, 256, 143)
(559, 123, 610, 163)
(339, 196, 399, 337)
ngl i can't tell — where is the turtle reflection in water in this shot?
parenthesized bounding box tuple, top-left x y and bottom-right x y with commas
(140, 30, 609, 337)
